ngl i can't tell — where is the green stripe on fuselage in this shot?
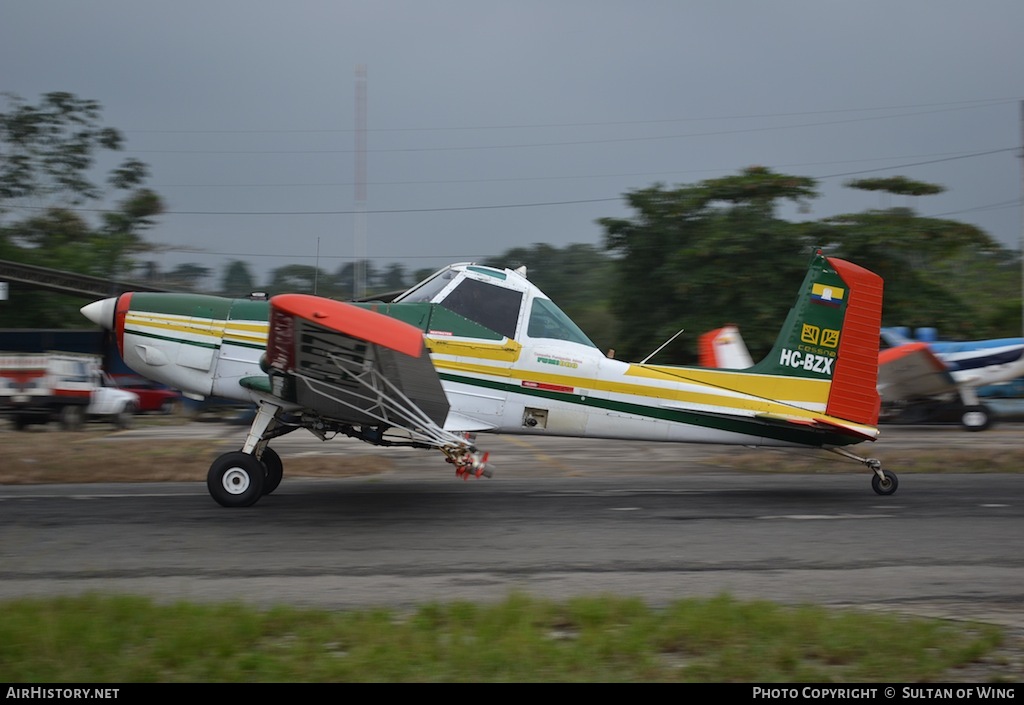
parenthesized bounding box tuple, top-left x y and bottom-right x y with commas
(439, 371, 858, 447)
(126, 327, 221, 350)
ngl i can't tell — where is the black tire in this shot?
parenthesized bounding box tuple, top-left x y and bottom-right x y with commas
(59, 405, 85, 431)
(871, 469, 899, 496)
(960, 405, 992, 432)
(207, 452, 266, 507)
(260, 447, 284, 496)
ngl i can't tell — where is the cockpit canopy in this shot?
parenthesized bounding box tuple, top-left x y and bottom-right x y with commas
(395, 263, 597, 348)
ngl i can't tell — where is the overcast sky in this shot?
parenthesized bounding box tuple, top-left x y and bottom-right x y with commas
(3, 0, 1023, 288)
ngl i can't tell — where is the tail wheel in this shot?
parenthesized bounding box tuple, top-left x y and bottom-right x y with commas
(259, 447, 284, 496)
(871, 469, 899, 496)
(207, 452, 266, 507)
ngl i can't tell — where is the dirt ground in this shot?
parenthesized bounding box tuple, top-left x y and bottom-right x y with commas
(4, 413, 1024, 484)
(0, 419, 393, 484)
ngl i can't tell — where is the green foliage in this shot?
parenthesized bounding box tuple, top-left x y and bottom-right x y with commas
(845, 176, 945, 197)
(807, 210, 1017, 337)
(0, 593, 1002, 682)
(378, 263, 410, 293)
(601, 167, 818, 362)
(0, 92, 164, 327)
(326, 260, 378, 299)
(239, 259, 406, 301)
(219, 260, 257, 297)
(163, 264, 212, 292)
(0, 92, 122, 205)
(264, 264, 321, 295)
(601, 168, 1020, 361)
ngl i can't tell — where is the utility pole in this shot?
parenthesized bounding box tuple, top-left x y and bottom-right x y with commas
(354, 64, 368, 299)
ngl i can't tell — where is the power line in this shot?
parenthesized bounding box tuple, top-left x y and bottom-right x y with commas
(147, 149, 1014, 189)
(154, 249, 493, 261)
(124, 97, 1015, 135)
(812, 147, 1019, 180)
(124, 104, 1015, 156)
(6, 147, 1013, 217)
(927, 199, 1022, 218)
(7, 196, 622, 216)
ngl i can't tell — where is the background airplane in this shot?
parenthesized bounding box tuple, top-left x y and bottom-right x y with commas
(698, 324, 1024, 431)
(877, 328, 1024, 431)
(81, 251, 894, 507)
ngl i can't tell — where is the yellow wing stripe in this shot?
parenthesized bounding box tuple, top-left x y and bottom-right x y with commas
(432, 358, 830, 416)
(627, 364, 830, 402)
(426, 337, 522, 362)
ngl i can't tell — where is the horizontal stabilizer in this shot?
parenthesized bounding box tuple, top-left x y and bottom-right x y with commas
(754, 411, 879, 442)
(807, 415, 879, 442)
(877, 342, 955, 402)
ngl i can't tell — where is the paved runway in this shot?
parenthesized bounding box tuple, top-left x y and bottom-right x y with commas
(1, 423, 1022, 633)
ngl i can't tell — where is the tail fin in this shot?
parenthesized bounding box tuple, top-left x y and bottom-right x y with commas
(698, 325, 753, 369)
(751, 251, 883, 426)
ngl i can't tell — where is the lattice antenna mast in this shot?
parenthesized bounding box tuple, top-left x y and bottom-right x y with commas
(354, 65, 368, 299)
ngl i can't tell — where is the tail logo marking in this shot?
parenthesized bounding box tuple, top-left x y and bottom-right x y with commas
(801, 324, 840, 349)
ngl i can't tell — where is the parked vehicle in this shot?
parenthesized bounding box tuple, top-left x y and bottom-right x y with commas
(0, 352, 139, 430)
(108, 374, 181, 414)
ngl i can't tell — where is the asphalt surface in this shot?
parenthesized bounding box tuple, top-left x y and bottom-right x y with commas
(1, 422, 1022, 636)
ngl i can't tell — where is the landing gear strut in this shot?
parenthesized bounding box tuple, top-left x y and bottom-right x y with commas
(828, 447, 899, 496)
(207, 400, 291, 507)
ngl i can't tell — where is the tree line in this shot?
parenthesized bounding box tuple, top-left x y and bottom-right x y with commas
(2, 93, 1019, 363)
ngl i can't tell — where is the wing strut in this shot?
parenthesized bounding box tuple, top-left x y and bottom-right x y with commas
(294, 349, 491, 478)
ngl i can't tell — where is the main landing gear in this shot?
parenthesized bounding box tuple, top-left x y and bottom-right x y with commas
(828, 447, 899, 496)
(207, 401, 292, 508)
(204, 392, 492, 507)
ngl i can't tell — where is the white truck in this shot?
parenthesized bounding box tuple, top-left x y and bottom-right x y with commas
(0, 352, 139, 430)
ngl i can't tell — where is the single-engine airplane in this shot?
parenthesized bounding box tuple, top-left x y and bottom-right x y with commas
(81, 251, 893, 507)
(876, 328, 1024, 431)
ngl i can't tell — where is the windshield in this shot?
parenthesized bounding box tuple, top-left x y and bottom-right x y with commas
(394, 267, 458, 303)
(526, 298, 597, 348)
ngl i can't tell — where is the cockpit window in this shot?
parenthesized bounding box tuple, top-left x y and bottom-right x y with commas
(527, 298, 598, 348)
(439, 277, 523, 340)
(394, 268, 458, 303)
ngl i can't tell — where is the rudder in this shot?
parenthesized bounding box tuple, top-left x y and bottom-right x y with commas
(752, 251, 883, 425)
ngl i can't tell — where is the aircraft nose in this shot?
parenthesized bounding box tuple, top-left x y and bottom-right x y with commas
(80, 297, 117, 330)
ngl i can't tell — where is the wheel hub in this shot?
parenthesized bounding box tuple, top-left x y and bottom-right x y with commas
(221, 467, 251, 495)
(963, 411, 986, 427)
